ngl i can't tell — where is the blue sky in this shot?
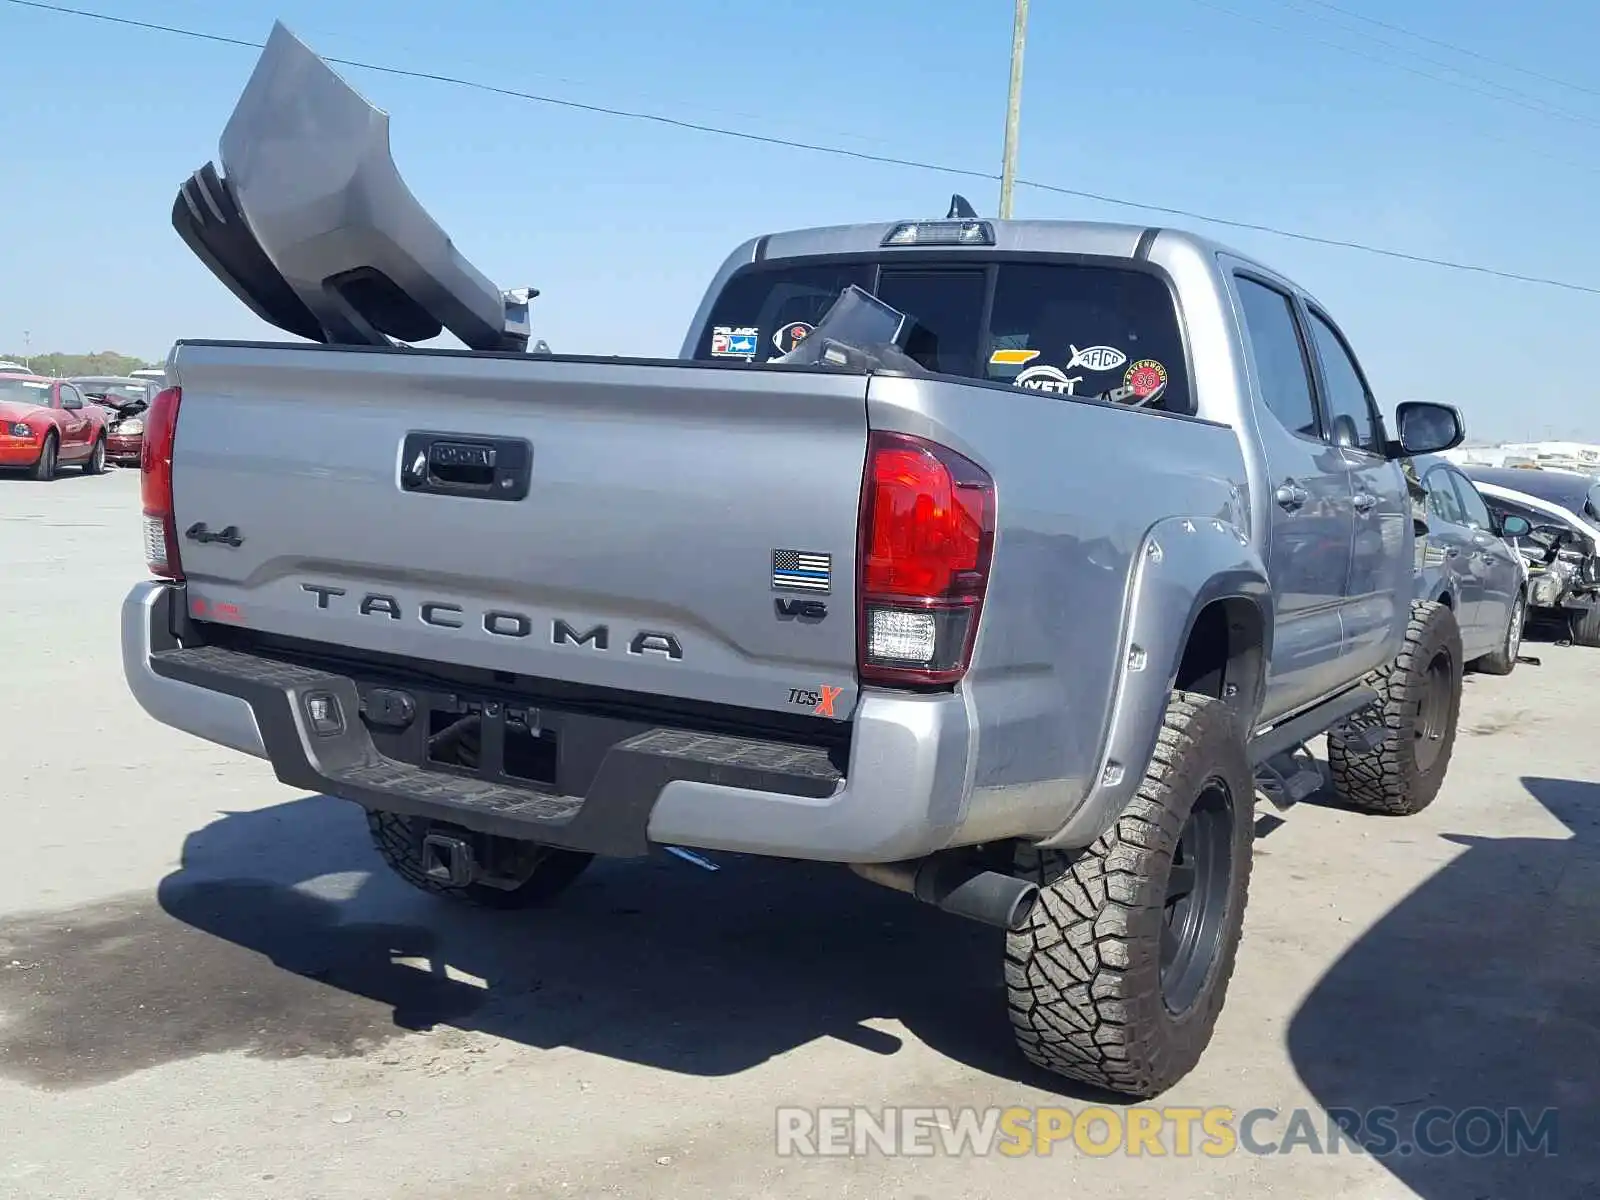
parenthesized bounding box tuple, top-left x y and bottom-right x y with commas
(2, 0, 1596, 442)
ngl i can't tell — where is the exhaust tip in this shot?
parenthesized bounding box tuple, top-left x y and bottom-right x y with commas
(1002, 882, 1041, 931)
(851, 857, 1040, 931)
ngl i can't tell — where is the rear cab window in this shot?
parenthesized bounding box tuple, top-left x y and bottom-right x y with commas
(691, 257, 1193, 415)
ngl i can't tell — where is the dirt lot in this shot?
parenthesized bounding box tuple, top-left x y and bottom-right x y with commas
(1, 468, 1595, 1200)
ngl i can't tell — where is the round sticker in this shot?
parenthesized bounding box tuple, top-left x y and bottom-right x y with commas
(1124, 359, 1168, 398)
(774, 321, 814, 354)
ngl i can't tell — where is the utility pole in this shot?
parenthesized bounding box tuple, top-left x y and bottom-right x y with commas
(22, 330, 30, 370)
(998, 0, 1030, 219)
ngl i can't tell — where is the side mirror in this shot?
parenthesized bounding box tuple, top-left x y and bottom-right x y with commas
(1392, 401, 1464, 457)
(1499, 514, 1532, 538)
(61, 396, 82, 411)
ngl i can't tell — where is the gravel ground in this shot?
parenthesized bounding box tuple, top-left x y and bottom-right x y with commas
(1, 467, 1594, 1199)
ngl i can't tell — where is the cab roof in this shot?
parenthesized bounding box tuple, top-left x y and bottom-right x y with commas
(747, 214, 1311, 303)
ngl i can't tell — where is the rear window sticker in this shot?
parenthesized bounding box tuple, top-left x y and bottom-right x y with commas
(711, 326, 760, 357)
(989, 348, 1041, 367)
(1065, 344, 1127, 372)
(1124, 358, 1168, 399)
(773, 321, 814, 354)
(1014, 365, 1083, 395)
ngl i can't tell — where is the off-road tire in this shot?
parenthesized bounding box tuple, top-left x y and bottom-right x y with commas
(1571, 603, 1600, 649)
(1327, 600, 1462, 815)
(30, 432, 57, 481)
(81, 435, 107, 475)
(1006, 691, 1254, 1099)
(1473, 590, 1525, 676)
(367, 810, 594, 909)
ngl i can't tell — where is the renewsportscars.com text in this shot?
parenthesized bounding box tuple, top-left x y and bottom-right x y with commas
(774, 1105, 1559, 1159)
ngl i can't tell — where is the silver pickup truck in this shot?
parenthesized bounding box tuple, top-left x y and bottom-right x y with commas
(124, 26, 1470, 1099)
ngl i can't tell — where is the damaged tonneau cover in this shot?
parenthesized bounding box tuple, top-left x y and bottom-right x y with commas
(171, 22, 537, 353)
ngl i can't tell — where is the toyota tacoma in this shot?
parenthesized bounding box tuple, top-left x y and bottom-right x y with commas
(124, 24, 1469, 1099)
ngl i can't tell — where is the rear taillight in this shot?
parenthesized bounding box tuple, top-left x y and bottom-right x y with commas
(858, 431, 996, 686)
(141, 386, 183, 580)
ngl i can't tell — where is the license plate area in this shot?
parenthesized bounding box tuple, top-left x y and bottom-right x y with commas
(358, 684, 559, 790)
(427, 697, 558, 786)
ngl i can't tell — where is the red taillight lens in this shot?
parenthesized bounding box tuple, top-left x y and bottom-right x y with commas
(858, 431, 995, 686)
(141, 386, 183, 580)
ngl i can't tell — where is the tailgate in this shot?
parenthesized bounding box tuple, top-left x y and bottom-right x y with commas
(169, 343, 868, 720)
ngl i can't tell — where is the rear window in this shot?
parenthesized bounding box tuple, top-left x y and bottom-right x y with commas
(692, 258, 1191, 413)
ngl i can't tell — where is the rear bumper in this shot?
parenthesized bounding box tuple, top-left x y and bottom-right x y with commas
(121, 580, 972, 862)
(106, 434, 142, 462)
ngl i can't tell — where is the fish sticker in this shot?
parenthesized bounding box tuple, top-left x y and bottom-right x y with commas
(1014, 365, 1083, 395)
(989, 348, 1041, 367)
(1124, 359, 1168, 399)
(773, 321, 814, 354)
(1066, 344, 1128, 372)
(711, 325, 760, 357)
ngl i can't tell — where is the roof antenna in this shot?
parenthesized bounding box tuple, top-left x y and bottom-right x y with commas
(946, 194, 979, 219)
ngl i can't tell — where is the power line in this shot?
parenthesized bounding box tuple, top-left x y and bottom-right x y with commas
(1285, 0, 1600, 102)
(6, 0, 1600, 298)
(1265, 0, 1600, 123)
(1182, 0, 1600, 133)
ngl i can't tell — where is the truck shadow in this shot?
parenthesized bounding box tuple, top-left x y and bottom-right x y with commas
(94, 793, 1083, 1090)
(1286, 775, 1600, 1198)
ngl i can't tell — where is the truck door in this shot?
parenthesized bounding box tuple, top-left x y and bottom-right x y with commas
(1301, 306, 1410, 679)
(1232, 275, 1355, 716)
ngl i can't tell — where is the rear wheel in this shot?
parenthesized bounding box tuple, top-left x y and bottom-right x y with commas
(366, 810, 594, 909)
(1327, 600, 1462, 815)
(1473, 591, 1524, 676)
(81, 435, 107, 475)
(1572, 603, 1600, 649)
(30, 432, 57, 481)
(1006, 691, 1254, 1099)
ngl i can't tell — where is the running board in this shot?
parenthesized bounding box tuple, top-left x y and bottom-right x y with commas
(1255, 746, 1325, 812)
(1247, 685, 1379, 766)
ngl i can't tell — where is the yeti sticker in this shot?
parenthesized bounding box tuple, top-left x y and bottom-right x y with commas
(1014, 365, 1083, 395)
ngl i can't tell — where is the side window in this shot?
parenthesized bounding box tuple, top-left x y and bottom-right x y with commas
(1233, 276, 1319, 439)
(1449, 472, 1494, 530)
(1422, 466, 1467, 524)
(1305, 311, 1382, 455)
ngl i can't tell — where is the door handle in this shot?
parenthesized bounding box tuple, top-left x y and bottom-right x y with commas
(1353, 492, 1378, 513)
(400, 431, 533, 501)
(1275, 481, 1309, 511)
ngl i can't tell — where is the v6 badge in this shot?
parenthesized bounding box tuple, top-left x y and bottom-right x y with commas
(775, 597, 828, 620)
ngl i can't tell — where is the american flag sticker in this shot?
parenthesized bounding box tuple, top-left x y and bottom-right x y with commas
(772, 549, 832, 594)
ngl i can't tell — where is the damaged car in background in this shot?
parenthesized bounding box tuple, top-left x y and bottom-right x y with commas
(1408, 456, 1531, 674)
(1463, 465, 1600, 646)
(68, 376, 156, 467)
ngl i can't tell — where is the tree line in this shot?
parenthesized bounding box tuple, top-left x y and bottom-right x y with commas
(0, 351, 158, 377)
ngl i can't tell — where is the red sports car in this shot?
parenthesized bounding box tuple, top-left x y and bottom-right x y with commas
(0, 375, 110, 479)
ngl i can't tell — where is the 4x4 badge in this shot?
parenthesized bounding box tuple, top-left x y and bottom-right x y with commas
(184, 522, 244, 547)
